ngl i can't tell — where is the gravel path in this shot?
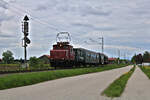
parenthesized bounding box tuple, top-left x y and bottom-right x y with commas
(115, 66, 150, 100)
(0, 66, 132, 100)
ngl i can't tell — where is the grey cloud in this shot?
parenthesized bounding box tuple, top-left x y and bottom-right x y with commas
(0, 0, 8, 9)
(72, 22, 116, 31)
(55, 2, 111, 16)
(35, 4, 48, 11)
(0, 33, 15, 38)
(34, 0, 58, 11)
(72, 23, 93, 28)
(0, 44, 11, 48)
(80, 6, 111, 16)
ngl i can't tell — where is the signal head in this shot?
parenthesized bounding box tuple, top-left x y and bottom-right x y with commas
(24, 15, 29, 21)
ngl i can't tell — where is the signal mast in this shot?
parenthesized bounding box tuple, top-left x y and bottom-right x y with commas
(22, 15, 31, 68)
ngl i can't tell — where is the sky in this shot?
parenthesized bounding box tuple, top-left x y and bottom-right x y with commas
(0, 0, 150, 59)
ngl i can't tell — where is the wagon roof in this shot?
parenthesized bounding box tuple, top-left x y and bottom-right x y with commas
(73, 48, 99, 54)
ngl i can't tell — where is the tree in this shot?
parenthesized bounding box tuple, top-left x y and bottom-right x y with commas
(2, 50, 14, 64)
(131, 54, 137, 63)
(136, 54, 143, 64)
(131, 54, 143, 64)
(143, 51, 150, 62)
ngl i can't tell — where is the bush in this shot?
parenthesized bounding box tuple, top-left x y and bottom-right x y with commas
(29, 57, 45, 68)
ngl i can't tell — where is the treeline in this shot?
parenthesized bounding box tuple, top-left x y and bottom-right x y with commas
(131, 51, 150, 64)
(0, 50, 50, 69)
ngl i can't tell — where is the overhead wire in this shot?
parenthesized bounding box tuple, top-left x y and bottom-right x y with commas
(1, 0, 89, 44)
(1, 0, 60, 32)
(1, 0, 100, 45)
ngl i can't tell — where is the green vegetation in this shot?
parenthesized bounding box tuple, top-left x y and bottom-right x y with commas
(0, 64, 128, 90)
(131, 51, 150, 64)
(102, 66, 135, 97)
(0, 64, 20, 71)
(0, 64, 52, 72)
(29, 56, 44, 68)
(140, 66, 150, 79)
(2, 50, 14, 64)
(0, 53, 51, 72)
(131, 54, 143, 64)
(143, 51, 150, 62)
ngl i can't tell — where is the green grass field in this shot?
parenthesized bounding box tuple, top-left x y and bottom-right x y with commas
(0, 64, 128, 90)
(139, 66, 150, 79)
(101, 65, 135, 97)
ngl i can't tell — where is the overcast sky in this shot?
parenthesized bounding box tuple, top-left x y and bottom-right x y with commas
(0, 0, 150, 59)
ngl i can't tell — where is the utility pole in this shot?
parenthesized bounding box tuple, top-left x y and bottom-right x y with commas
(102, 37, 104, 53)
(118, 49, 120, 64)
(22, 15, 31, 68)
(124, 52, 126, 60)
(99, 37, 104, 53)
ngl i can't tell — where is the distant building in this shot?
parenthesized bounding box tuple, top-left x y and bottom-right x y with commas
(142, 59, 150, 66)
(142, 63, 150, 66)
(143, 59, 150, 63)
(39, 55, 50, 64)
(108, 58, 117, 64)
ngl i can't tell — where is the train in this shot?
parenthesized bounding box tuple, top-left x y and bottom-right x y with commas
(50, 41, 108, 68)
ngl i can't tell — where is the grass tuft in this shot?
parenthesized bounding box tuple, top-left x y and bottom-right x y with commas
(101, 65, 135, 98)
(139, 66, 150, 79)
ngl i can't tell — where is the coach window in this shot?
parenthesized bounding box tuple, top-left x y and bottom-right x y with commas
(80, 51, 82, 56)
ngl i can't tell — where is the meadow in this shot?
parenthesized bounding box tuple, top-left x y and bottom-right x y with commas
(0, 64, 128, 90)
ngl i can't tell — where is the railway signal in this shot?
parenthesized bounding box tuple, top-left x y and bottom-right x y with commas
(22, 15, 31, 68)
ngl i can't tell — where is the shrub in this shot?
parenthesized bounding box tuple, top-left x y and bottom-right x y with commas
(29, 57, 45, 68)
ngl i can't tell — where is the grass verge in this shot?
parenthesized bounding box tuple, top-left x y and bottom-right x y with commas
(101, 65, 135, 97)
(139, 66, 150, 79)
(0, 64, 128, 90)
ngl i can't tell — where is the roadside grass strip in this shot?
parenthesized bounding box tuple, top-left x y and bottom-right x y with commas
(139, 66, 150, 79)
(0, 64, 128, 90)
(101, 66, 135, 98)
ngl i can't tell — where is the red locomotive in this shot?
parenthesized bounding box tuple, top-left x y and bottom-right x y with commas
(50, 42, 75, 67)
(50, 32, 75, 68)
